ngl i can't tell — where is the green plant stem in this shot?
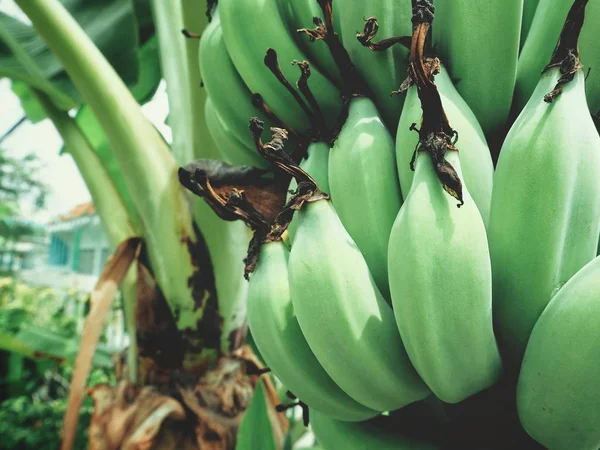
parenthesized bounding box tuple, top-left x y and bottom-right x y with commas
(34, 90, 140, 383)
(152, 0, 250, 353)
(150, 0, 219, 165)
(16, 0, 211, 338)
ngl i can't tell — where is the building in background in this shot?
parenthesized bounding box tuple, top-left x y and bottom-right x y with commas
(18, 202, 112, 292)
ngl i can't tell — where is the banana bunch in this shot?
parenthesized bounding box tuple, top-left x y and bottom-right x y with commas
(180, 0, 600, 448)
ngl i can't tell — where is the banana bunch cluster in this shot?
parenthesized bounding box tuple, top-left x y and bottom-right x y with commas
(181, 0, 600, 448)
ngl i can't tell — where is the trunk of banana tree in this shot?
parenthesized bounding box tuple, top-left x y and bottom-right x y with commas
(14, 0, 284, 448)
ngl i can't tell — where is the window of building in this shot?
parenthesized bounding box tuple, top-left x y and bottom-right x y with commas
(78, 249, 95, 275)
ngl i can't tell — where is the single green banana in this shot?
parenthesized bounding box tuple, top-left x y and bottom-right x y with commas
(218, 0, 342, 133)
(247, 239, 378, 422)
(520, 0, 540, 48)
(489, 6, 600, 364)
(396, 65, 493, 225)
(311, 410, 440, 450)
(517, 256, 600, 450)
(328, 97, 402, 300)
(513, 0, 574, 112)
(204, 96, 269, 168)
(199, 7, 274, 152)
(339, 1, 412, 128)
(286, 141, 331, 243)
(276, 0, 342, 85)
(290, 197, 430, 412)
(388, 151, 502, 404)
(433, 0, 523, 137)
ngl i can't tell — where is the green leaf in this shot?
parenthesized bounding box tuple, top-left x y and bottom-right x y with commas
(236, 382, 277, 450)
(0, 326, 114, 368)
(0, 0, 154, 110)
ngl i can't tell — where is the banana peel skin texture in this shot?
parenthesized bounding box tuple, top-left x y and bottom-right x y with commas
(489, 0, 600, 365)
(328, 96, 403, 301)
(433, 0, 523, 138)
(247, 239, 379, 421)
(290, 198, 430, 412)
(517, 256, 600, 450)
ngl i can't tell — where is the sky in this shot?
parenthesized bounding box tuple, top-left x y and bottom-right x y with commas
(0, 0, 171, 224)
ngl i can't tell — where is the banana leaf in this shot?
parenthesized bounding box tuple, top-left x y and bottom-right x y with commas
(0, 326, 114, 369)
(0, 0, 155, 115)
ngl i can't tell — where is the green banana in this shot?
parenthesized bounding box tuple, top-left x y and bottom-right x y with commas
(517, 256, 600, 450)
(489, 6, 600, 364)
(328, 97, 402, 300)
(520, 0, 540, 48)
(199, 7, 274, 153)
(311, 410, 440, 450)
(338, 1, 412, 128)
(247, 239, 378, 422)
(204, 96, 269, 168)
(388, 150, 502, 404)
(286, 141, 331, 243)
(218, 0, 342, 133)
(276, 0, 342, 85)
(433, 0, 523, 137)
(396, 65, 493, 225)
(290, 197, 430, 412)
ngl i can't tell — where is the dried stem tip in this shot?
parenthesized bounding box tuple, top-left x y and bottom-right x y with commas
(357, 17, 411, 52)
(408, 0, 464, 207)
(543, 0, 589, 102)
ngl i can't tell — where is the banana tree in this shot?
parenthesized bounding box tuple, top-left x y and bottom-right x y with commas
(0, 0, 288, 448)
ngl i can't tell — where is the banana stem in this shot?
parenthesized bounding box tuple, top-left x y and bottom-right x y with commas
(409, 0, 464, 207)
(302, 0, 370, 97)
(543, 0, 589, 102)
(34, 90, 140, 383)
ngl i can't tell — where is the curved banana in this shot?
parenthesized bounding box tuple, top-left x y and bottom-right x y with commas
(290, 197, 430, 412)
(517, 256, 600, 450)
(328, 97, 402, 300)
(433, 0, 523, 137)
(520, 0, 540, 48)
(311, 409, 440, 450)
(489, 15, 600, 364)
(339, 1, 412, 128)
(287, 141, 331, 243)
(276, 0, 342, 85)
(247, 239, 378, 422)
(204, 97, 268, 168)
(396, 65, 493, 225)
(218, 0, 342, 133)
(513, 0, 573, 112)
(199, 8, 274, 153)
(388, 151, 502, 404)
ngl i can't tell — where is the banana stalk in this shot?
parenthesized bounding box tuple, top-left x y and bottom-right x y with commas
(34, 90, 140, 382)
(151, 0, 220, 164)
(17, 0, 218, 364)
